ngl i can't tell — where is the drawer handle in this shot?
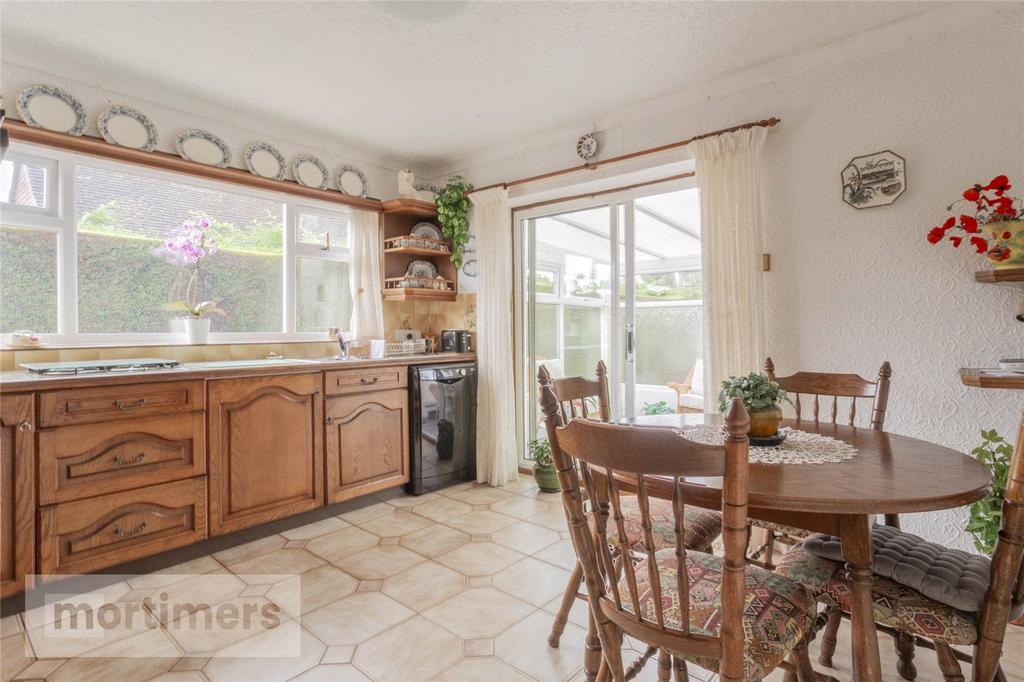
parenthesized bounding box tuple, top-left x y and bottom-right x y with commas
(360, 377, 379, 385)
(115, 398, 146, 411)
(18, 420, 32, 432)
(326, 416, 334, 425)
(113, 452, 146, 466)
(113, 522, 148, 538)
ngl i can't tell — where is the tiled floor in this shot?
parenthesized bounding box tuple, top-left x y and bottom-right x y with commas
(1, 477, 1021, 682)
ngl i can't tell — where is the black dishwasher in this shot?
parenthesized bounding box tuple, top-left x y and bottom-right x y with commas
(408, 362, 477, 495)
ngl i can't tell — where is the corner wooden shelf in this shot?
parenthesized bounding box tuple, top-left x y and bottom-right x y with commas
(380, 199, 457, 302)
(974, 267, 1024, 283)
(960, 368, 1024, 390)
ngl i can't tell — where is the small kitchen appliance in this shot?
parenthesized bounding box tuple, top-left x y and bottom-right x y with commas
(441, 329, 472, 353)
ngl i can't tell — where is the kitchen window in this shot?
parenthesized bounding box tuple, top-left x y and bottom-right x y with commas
(0, 142, 355, 342)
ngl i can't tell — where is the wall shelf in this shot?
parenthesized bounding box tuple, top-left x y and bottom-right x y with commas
(974, 267, 1024, 283)
(380, 199, 457, 302)
(960, 368, 1024, 390)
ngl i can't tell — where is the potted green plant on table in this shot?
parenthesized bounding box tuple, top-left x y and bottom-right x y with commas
(529, 438, 560, 493)
(718, 372, 789, 438)
(965, 429, 1022, 626)
(434, 175, 474, 269)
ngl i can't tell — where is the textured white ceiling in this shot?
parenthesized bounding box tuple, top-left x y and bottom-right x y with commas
(2, 1, 933, 167)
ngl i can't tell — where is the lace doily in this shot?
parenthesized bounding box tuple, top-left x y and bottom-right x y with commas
(673, 426, 858, 464)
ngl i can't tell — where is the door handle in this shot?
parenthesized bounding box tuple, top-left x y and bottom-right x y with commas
(625, 323, 635, 361)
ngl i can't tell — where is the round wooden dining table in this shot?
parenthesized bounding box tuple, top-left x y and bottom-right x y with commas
(619, 413, 993, 682)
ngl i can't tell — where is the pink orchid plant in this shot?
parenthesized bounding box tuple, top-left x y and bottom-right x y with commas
(151, 218, 225, 319)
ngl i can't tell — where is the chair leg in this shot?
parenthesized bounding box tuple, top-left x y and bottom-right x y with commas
(763, 528, 777, 570)
(671, 656, 688, 682)
(790, 640, 816, 682)
(994, 664, 1008, 682)
(657, 649, 671, 681)
(549, 561, 584, 647)
(585, 609, 603, 682)
(935, 642, 965, 682)
(894, 631, 917, 680)
(817, 607, 842, 667)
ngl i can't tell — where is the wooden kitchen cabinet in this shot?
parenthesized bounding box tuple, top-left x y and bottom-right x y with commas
(1, 393, 35, 597)
(325, 388, 409, 504)
(208, 373, 324, 535)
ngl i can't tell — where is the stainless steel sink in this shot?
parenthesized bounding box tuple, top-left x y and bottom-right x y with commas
(312, 355, 367, 362)
(184, 358, 320, 369)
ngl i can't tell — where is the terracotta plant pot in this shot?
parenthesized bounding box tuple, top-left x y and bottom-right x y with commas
(748, 404, 783, 438)
(533, 463, 560, 493)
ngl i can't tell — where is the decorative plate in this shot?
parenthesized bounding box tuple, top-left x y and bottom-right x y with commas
(292, 154, 330, 190)
(414, 182, 441, 195)
(750, 431, 787, 447)
(175, 129, 231, 167)
(411, 222, 442, 240)
(336, 164, 369, 197)
(405, 259, 438, 278)
(98, 104, 158, 151)
(576, 133, 598, 161)
(462, 259, 478, 278)
(243, 142, 286, 180)
(17, 85, 87, 136)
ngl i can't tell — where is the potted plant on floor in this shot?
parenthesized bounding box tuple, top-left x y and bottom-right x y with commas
(151, 217, 225, 344)
(718, 372, 789, 438)
(965, 429, 1022, 626)
(529, 438, 560, 493)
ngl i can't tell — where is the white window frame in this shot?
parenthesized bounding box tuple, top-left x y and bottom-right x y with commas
(1, 141, 355, 344)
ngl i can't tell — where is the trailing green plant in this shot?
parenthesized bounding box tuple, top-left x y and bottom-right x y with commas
(529, 438, 554, 467)
(717, 372, 789, 413)
(434, 175, 474, 269)
(641, 400, 673, 416)
(966, 429, 1013, 555)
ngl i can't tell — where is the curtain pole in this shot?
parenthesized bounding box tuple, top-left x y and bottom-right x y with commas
(467, 116, 780, 195)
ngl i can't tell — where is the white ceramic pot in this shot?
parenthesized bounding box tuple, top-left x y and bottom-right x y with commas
(183, 318, 211, 345)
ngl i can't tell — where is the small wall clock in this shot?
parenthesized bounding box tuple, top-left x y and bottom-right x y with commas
(842, 150, 906, 209)
(576, 134, 598, 161)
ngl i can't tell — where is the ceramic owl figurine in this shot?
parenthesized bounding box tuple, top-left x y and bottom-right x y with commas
(397, 169, 417, 198)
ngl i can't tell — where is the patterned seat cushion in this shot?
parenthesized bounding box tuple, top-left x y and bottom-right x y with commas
(591, 497, 722, 553)
(777, 543, 978, 645)
(619, 549, 814, 681)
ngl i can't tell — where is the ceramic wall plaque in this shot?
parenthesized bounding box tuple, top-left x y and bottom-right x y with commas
(17, 85, 87, 136)
(98, 104, 158, 151)
(842, 150, 906, 209)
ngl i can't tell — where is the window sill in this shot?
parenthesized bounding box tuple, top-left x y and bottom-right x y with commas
(2, 336, 342, 352)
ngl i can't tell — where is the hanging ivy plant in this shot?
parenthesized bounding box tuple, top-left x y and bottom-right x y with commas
(434, 175, 474, 269)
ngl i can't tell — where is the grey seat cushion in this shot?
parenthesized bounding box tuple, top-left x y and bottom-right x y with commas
(803, 525, 991, 614)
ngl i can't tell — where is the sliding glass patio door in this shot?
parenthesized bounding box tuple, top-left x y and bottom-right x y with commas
(515, 179, 702, 464)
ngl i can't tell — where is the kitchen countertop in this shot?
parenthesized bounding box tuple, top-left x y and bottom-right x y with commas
(0, 352, 477, 391)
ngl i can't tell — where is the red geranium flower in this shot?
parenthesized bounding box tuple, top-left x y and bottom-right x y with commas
(984, 175, 1011, 195)
(960, 215, 979, 233)
(927, 227, 945, 244)
(949, 236, 962, 248)
(970, 236, 989, 253)
(963, 186, 981, 201)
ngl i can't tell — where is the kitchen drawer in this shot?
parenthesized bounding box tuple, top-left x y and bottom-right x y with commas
(325, 366, 406, 395)
(40, 380, 204, 427)
(38, 413, 206, 505)
(38, 477, 207, 576)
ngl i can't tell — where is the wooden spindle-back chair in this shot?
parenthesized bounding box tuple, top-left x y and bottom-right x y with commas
(539, 361, 724, 682)
(779, 411, 1024, 682)
(541, 388, 817, 682)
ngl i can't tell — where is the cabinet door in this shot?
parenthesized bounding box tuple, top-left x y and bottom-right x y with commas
(208, 374, 324, 535)
(1, 393, 35, 597)
(325, 388, 409, 504)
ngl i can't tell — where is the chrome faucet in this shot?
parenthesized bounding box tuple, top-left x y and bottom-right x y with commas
(337, 334, 355, 358)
